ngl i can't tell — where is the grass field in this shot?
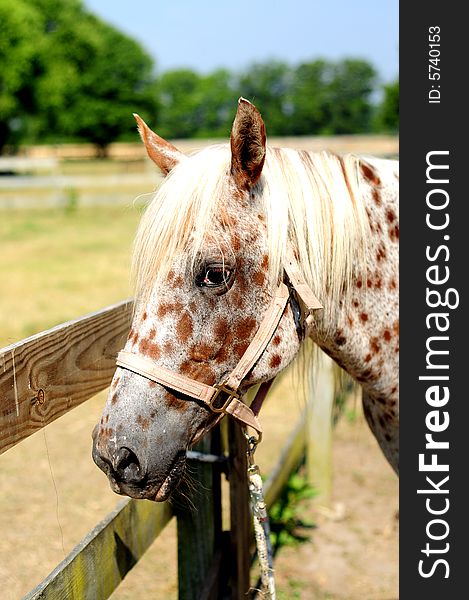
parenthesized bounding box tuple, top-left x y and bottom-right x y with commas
(0, 205, 142, 347)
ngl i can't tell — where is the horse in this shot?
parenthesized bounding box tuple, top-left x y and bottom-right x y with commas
(92, 98, 399, 503)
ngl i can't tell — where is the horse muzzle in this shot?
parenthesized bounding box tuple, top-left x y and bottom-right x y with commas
(92, 422, 187, 501)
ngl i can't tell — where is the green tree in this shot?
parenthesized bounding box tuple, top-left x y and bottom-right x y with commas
(1, 0, 158, 154)
(0, 0, 43, 152)
(155, 68, 236, 139)
(238, 61, 292, 135)
(31, 0, 158, 154)
(67, 18, 158, 155)
(375, 80, 399, 132)
(194, 69, 238, 138)
(156, 69, 202, 138)
(324, 59, 377, 134)
(288, 60, 333, 135)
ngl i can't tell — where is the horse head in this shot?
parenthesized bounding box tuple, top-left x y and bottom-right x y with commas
(92, 99, 305, 500)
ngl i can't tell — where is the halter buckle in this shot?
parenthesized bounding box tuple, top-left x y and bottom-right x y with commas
(209, 384, 240, 413)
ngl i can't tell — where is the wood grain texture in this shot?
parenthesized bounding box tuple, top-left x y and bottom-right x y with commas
(24, 498, 173, 600)
(228, 420, 251, 600)
(176, 433, 222, 600)
(0, 300, 132, 455)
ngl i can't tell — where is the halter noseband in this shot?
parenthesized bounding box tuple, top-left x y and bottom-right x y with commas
(116, 248, 322, 438)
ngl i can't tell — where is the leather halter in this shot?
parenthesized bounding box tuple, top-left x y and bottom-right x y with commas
(116, 248, 322, 438)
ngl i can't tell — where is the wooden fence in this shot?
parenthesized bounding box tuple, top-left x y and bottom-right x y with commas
(0, 301, 311, 600)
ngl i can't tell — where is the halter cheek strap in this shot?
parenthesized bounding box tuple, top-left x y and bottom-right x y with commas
(116, 252, 322, 437)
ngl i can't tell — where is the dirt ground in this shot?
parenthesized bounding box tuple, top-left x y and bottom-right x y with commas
(273, 408, 398, 600)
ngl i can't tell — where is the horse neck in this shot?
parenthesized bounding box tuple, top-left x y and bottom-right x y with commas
(307, 157, 399, 401)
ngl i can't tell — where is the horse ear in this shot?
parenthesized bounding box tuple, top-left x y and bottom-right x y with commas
(133, 114, 184, 175)
(230, 98, 266, 190)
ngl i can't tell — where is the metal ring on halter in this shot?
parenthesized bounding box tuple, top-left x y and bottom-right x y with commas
(208, 384, 241, 412)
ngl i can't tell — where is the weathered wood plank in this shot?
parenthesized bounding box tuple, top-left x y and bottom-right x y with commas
(176, 433, 222, 600)
(228, 420, 251, 600)
(0, 300, 132, 455)
(24, 498, 173, 600)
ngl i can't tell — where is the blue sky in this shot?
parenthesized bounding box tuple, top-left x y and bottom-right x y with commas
(84, 0, 398, 84)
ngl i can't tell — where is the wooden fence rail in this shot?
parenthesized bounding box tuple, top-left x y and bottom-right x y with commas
(0, 300, 132, 454)
(0, 302, 311, 599)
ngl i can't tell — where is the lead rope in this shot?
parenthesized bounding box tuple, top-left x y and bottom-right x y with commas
(245, 431, 276, 600)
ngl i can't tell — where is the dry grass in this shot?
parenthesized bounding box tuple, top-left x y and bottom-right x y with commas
(0, 205, 142, 347)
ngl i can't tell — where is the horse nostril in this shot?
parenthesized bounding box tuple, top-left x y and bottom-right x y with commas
(113, 447, 144, 484)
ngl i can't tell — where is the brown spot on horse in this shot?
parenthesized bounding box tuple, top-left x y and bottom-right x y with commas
(189, 342, 216, 362)
(176, 313, 194, 343)
(129, 329, 139, 345)
(234, 317, 257, 341)
(376, 244, 387, 262)
(234, 342, 250, 358)
(269, 354, 282, 369)
(389, 224, 399, 242)
(157, 303, 172, 318)
(231, 290, 245, 310)
(360, 160, 381, 186)
(163, 390, 188, 412)
(231, 234, 241, 252)
(370, 337, 381, 354)
(139, 339, 161, 360)
(180, 360, 216, 386)
(252, 271, 265, 286)
(372, 188, 382, 206)
(136, 415, 150, 431)
(213, 317, 229, 343)
(163, 341, 174, 354)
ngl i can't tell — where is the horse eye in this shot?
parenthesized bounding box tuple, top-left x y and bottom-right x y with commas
(196, 265, 233, 289)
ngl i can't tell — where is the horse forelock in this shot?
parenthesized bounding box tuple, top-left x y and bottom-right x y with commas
(131, 143, 379, 329)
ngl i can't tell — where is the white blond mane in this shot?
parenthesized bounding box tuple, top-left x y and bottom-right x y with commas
(131, 144, 370, 326)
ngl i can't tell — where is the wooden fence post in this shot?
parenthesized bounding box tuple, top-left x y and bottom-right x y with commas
(175, 430, 222, 600)
(307, 353, 335, 507)
(228, 419, 251, 600)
